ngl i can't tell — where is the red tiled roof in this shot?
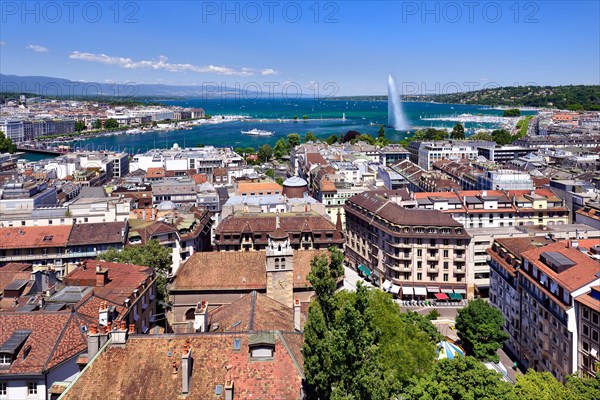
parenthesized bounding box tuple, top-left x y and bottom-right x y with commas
(0, 311, 91, 375)
(172, 249, 327, 291)
(521, 241, 600, 293)
(63, 260, 155, 305)
(0, 226, 72, 249)
(60, 333, 304, 400)
(208, 291, 296, 333)
(146, 167, 165, 178)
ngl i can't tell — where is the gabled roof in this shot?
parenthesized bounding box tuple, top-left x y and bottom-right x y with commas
(172, 249, 327, 291)
(0, 311, 91, 376)
(59, 332, 304, 400)
(208, 291, 297, 333)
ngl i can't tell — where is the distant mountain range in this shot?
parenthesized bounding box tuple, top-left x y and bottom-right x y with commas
(0, 74, 259, 98)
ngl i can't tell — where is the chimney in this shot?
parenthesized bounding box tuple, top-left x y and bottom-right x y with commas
(87, 324, 100, 359)
(99, 301, 109, 326)
(111, 320, 128, 345)
(129, 324, 136, 335)
(224, 365, 234, 400)
(194, 300, 209, 332)
(98, 324, 109, 349)
(96, 265, 109, 287)
(181, 342, 193, 395)
(294, 297, 302, 331)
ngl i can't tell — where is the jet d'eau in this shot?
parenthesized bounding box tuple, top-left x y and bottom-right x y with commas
(388, 74, 410, 131)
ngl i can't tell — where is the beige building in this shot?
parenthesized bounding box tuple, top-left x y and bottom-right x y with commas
(575, 285, 600, 378)
(344, 191, 473, 300)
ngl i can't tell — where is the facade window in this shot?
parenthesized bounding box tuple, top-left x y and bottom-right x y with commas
(417, 239, 423, 245)
(403, 272, 410, 280)
(583, 307, 589, 320)
(443, 250, 449, 258)
(0, 354, 11, 365)
(443, 273, 449, 282)
(417, 261, 422, 269)
(417, 273, 422, 280)
(430, 239, 436, 245)
(417, 249, 422, 257)
(593, 312, 598, 325)
(443, 262, 449, 270)
(27, 382, 37, 395)
(443, 239, 449, 246)
(583, 324, 589, 337)
(0, 382, 6, 396)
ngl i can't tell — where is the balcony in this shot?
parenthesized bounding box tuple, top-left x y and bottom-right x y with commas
(428, 265, 439, 272)
(454, 266, 466, 274)
(427, 255, 438, 261)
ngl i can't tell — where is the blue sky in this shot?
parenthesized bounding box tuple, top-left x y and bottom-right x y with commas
(1, 1, 599, 95)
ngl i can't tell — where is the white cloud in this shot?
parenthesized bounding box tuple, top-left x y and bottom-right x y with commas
(26, 44, 48, 52)
(69, 51, 278, 77)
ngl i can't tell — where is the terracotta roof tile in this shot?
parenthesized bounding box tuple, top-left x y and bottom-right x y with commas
(60, 333, 304, 400)
(173, 249, 327, 291)
(0, 311, 90, 375)
(0, 226, 72, 249)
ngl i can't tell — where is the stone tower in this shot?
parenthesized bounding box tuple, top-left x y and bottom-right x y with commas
(266, 214, 294, 307)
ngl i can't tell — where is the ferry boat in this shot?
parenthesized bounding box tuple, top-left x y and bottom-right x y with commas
(241, 128, 274, 136)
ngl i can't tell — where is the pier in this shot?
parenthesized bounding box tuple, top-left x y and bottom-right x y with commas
(17, 144, 71, 156)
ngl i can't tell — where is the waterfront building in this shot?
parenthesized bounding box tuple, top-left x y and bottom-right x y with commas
(574, 285, 600, 378)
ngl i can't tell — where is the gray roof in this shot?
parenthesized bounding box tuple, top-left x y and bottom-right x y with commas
(4, 279, 29, 291)
(0, 330, 31, 355)
(49, 286, 93, 303)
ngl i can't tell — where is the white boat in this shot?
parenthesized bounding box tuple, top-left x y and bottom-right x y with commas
(241, 128, 274, 136)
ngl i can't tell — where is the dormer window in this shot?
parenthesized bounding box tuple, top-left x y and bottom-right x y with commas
(0, 353, 12, 365)
(248, 333, 276, 360)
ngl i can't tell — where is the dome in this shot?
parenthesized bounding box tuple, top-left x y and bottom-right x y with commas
(283, 176, 308, 187)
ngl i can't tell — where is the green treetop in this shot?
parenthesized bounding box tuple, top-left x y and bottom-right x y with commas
(455, 298, 509, 362)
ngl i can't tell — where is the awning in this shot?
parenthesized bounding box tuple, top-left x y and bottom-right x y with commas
(390, 284, 401, 294)
(434, 293, 449, 300)
(358, 264, 371, 277)
(454, 288, 467, 294)
(414, 287, 427, 296)
(440, 287, 454, 294)
(427, 286, 440, 293)
(449, 293, 463, 300)
(382, 280, 392, 291)
(402, 286, 414, 296)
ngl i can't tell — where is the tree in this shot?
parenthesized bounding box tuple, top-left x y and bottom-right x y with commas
(503, 108, 521, 117)
(287, 133, 301, 148)
(515, 370, 575, 400)
(341, 130, 361, 143)
(0, 131, 17, 153)
(455, 298, 509, 362)
(303, 115, 309, 120)
(325, 134, 339, 145)
(75, 121, 86, 132)
(104, 118, 119, 129)
(244, 146, 255, 155)
(264, 169, 275, 179)
(491, 129, 514, 145)
(303, 248, 436, 399)
(257, 144, 273, 162)
(565, 373, 600, 400)
(470, 131, 493, 141)
(405, 356, 517, 400)
(304, 131, 318, 143)
(400, 311, 443, 344)
(354, 134, 375, 145)
(377, 125, 385, 139)
(93, 119, 102, 129)
(99, 239, 172, 304)
(293, 115, 299, 120)
(234, 147, 244, 156)
(273, 138, 289, 159)
(451, 122, 465, 139)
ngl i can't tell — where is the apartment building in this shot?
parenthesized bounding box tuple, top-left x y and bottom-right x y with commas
(344, 191, 473, 299)
(488, 238, 600, 381)
(407, 141, 480, 170)
(575, 285, 600, 378)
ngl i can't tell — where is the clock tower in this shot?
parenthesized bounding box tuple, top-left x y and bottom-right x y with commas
(266, 214, 294, 307)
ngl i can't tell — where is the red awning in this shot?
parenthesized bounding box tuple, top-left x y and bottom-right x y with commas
(434, 293, 449, 300)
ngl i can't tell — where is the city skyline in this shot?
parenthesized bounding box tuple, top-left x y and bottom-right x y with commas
(1, 1, 599, 95)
